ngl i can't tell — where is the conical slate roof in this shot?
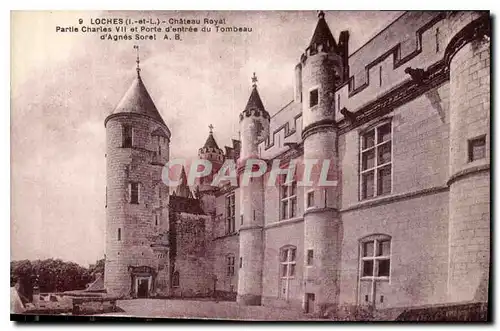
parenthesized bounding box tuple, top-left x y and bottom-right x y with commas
(203, 132, 220, 150)
(309, 11, 336, 48)
(244, 86, 266, 112)
(151, 127, 169, 137)
(175, 167, 193, 199)
(112, 73, 166, 126)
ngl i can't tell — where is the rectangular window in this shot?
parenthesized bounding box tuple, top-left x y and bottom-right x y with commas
(129, 182, 140, 204)
(307, 191, 315, 208)
(122, 125, 133, 148)
(377, 166, 392, 196)
(435, 27, 440, 53)
(360, 122, 392, 200)
(225, 193, 236, 234)
(361, 172, 374, 199)
(378, 259, 390, 277)
(362, 260, 374, 277)
(360, 237, 391, 280)
(377, 240, 391, 256)
(468, 136, 486, 162)
(227, 255, 235, 276)
(363, 241, 374, 257)
(154, 213, 159, 226)
(290, 264, 296, 276)
(281, 264, 288, 277)
(280, 176, 297, 220)
(239, 257, 243, 269)
(307, 249, 314, 266)
(290, 197, 297, 218)
(117, 228, 121, 241)
(281, 200, 288, 220)
(172, 271, 180, 287)
(279, 246, 297, 300)
(309, 88, 319, 108)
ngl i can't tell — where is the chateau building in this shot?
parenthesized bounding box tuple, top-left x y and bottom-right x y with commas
(104, 11, 490, 315)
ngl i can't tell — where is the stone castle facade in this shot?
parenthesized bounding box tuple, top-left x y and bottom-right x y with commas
(104, 11, 490, 315)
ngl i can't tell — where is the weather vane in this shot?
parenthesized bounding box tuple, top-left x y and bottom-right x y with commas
(133, 45, 140, 75)
(251, 72, 258, 87)
(209, 124, 214, 134)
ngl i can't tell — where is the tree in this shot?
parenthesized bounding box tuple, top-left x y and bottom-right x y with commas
(11, 260, 34, 303)
(11, 258, 93, 294)
(88, 257, 105, 280)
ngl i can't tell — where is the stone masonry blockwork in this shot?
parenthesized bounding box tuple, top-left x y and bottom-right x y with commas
(103, 12, 490, 317)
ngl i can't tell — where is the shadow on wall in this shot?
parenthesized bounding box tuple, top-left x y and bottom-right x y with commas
(424, 89, 445, 124)
(473, 269, 489, 302)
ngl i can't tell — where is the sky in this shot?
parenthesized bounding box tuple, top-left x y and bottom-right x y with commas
(11, 10, 403, 266)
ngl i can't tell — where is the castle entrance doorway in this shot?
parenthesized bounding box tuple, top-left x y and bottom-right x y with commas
(137, 278, 149, 298)
(305, 293, 315, 314)
(128, 266, 156, 299)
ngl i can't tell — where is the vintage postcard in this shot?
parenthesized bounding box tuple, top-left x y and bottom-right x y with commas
(10, 10, 491, 321)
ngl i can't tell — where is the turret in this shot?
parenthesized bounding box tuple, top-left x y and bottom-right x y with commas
(104, 47, 171, 298)
(238, 73, 271, 160)
(236, 73, 270, 306)
(300, 11, 348, 130)
(447, 14, 490, 303)
(300, 11, 348, 315)
(196, 125, 224, 215)
(174, 166, 193, 199)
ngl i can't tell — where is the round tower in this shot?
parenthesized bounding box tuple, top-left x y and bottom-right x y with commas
(196, 126, 224, 215)
(447, 15, 490, 303)
(300, 11, 348, 314)
(104, 51, 171, 298)
(237, 73, 270, 305)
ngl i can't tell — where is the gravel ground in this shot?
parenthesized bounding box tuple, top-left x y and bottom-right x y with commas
(98, 298, 320, 321)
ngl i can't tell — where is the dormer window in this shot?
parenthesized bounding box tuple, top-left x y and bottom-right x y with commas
(309, 88, 319, 108)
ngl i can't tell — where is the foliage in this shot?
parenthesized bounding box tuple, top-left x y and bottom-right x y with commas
(10, 259, 34, 303)
(88, 258, 105, 278)
(11, 257, 105, 297)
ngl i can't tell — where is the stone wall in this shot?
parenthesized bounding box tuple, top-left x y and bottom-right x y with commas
(447, 36, 490, 303)
(172, 212, 213, 297)
(213, 191, 240, 294)
(104, 114, 170, 297)
(340, 190, 449, 308)
(262, 221, 304, 310)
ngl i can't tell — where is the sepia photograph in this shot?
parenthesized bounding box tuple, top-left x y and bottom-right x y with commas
(10, 10, 491, 322)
